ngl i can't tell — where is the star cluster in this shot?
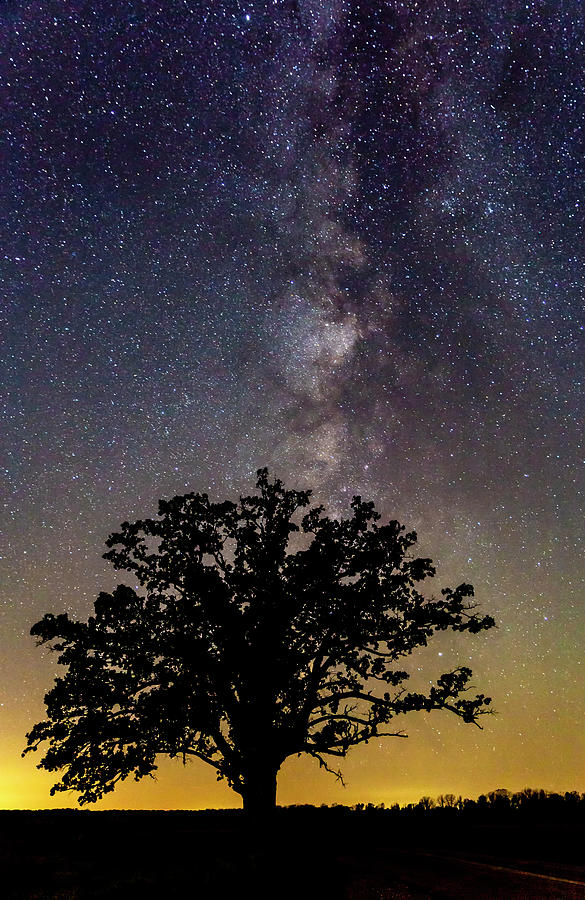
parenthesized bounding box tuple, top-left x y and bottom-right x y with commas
(1, 0, 584, 808)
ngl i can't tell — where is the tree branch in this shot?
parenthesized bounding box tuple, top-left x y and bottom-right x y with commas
(305, 749, 346, 785)
(182, 748, 225, 771)
(308, 712, 374, 729)
(311, 690, 378, 710)
(306, 728, 408, 752)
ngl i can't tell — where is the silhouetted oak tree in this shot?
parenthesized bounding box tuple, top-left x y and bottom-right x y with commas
(24, 470, 494, 814)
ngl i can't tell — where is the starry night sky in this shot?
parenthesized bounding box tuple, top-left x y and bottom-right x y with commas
(1, 0, 584, 809)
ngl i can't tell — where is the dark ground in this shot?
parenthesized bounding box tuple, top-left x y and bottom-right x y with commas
(2, 808, 584, 899)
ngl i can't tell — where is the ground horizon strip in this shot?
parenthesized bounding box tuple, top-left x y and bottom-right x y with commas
(415, 851, 585, 889)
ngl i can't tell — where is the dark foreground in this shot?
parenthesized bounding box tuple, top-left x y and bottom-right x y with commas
(2, 808, 584, 899)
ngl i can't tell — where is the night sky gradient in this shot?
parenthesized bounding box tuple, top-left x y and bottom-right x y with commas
(1, 0, 584, 809)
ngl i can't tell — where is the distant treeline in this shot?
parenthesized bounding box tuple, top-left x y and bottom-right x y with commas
(288, 787, 585, 821)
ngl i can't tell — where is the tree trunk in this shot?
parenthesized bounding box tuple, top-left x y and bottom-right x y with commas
(241, 763, 278, 818)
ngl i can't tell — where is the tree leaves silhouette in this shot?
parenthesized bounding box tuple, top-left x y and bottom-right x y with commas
(24, 469, 494, 814)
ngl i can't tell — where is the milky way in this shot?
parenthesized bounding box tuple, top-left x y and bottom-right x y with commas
(1, 1, 584, 808)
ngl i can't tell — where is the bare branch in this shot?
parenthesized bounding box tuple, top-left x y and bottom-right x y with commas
(306, 749, 347, 786)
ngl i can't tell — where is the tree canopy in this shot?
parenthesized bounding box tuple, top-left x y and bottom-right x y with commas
(24, 469, 495, 813)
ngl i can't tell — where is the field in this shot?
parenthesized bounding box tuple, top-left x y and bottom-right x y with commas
(2, 809, 584, 899)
